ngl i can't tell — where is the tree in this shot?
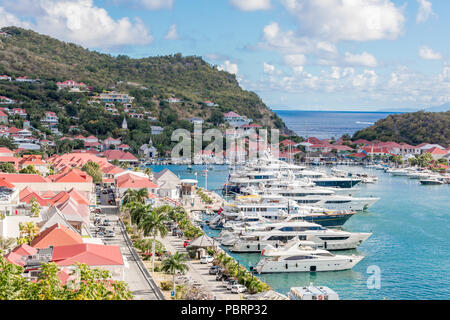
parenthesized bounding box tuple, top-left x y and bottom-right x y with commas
(417, 152, 433, 168)
(17, 222, 40, 245)
(0, 137, 17, 150)
(0, 236, 16, 253)
(144, 167, 152, 176)
(138, 206, 170, 272)
(19, 165, 40, 175)
(30, 197, 40, 218)
(208, 110, 224, 125)
(130, 203, 151, 226)
(0, 162, 16, 173)
(81, 161, 103, 184)
(0, 256, 133, 300)
(161, 252, 189, 298)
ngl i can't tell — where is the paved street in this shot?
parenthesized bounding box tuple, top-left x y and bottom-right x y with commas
(96, 191, 161, 300)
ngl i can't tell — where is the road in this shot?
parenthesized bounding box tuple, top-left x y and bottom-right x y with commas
(96, 191, 162, 300)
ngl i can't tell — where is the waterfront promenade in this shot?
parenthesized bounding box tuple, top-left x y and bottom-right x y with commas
(155, 233, 241, 300)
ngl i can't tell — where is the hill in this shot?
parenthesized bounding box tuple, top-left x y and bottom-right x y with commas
(0, 27, 289, 148)
(352, 111, 450, 147)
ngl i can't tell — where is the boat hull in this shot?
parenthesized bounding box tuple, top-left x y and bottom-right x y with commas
(255, 256, 363, 273)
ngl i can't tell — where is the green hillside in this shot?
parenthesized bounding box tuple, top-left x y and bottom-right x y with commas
(0, 26, 287, 124)
(0, 26, 292, 153)
(352, 111, 450, 146)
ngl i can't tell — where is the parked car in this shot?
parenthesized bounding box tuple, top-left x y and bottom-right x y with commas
(172, 229, 180, 236)
(97, 232, 104, 237)
(200, 256, 214, 264)
(209, 266, 220, 275)
(183, 240, 191, 247)
(103, 221, 111, 226)
(105, 230, 115, 238)
(227, 280, 238, 290)
(231, 284, 247, 294)
(216, 273, 228, 281)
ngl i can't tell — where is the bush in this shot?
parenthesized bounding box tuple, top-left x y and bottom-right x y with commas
(160, 281, 173, 291)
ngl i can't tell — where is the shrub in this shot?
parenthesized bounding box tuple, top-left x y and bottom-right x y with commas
(160, 281, 173, 291)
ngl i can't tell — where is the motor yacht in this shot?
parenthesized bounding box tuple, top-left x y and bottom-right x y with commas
(229, 221, 371, 252)
(253, 239, 364, 273)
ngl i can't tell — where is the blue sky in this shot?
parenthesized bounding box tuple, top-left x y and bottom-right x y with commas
(0, 0, 449, 111)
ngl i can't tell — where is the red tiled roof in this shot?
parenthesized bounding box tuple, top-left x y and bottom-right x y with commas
(116, 173, 159, 189)
(224, 111, 241, 117)
(4, 252, 26, 266)
(51, 244, 124, 266)
(0, 173, 49, 183)
(0, 178, 15, 188)
(103, 150, 138, 161)
(427, 147, 447, 155)
(12, 243, 38, 256)
(31, 223, 83, 249)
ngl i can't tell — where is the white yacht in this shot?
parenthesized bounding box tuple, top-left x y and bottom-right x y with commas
(254, 239, 364, 273)
(221, 194, 356, 227)
(229, 221, 371, 252)
(240, 187, 379, 211)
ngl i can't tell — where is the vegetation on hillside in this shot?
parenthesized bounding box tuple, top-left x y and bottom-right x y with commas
(352, 111, 450, 146)
(0, 26, 288, 155)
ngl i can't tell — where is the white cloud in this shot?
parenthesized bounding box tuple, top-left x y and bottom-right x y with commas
(263, 62, 275, 74)
(140, 0, 174, 10)
(419, 46, 442, 60)
(344, 52, 378, 67)
(440, 63, 450, 82)
(218, 60, 239, 75)
(284, 54, 307, 67)
(230, 0, 271, 11)
(416, 0, 434, 23)
(261, 22, 337, 55)
(0, 7, 32, 28)
(279, 0, 404, 42)
(164, 24, 179, 40)
(0, 0, 153, 48)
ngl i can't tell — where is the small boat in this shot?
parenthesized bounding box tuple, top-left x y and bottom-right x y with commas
(288, 283, 339, 300)
(420, 178, 444, 185)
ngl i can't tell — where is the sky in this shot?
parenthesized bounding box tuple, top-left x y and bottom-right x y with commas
(0, 0, 449, 111)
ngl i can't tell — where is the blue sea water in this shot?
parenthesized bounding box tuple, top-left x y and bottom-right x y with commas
(150, 164, 450, 300)
(275, 110, 399, 139)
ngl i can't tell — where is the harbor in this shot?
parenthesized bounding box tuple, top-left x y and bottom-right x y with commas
(149, 162, 450, 300)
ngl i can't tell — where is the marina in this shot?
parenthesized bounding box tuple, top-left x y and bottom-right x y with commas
(149, 162, 450, 300)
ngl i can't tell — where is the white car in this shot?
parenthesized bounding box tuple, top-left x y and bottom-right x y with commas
(200, 256, 214, 264)
(231, 284, 247, 294)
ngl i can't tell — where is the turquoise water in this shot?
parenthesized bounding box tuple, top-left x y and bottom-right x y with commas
(150, 164, 450, 300)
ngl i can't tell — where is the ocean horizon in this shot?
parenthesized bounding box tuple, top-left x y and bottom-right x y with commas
(274, 110, 401, 139)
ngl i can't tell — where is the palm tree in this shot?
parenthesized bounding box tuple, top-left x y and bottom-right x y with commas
(130, 203, 151, 226)
(18, 222, 40, 245)
(134, 188, 149, 204)
(161, 252, 189, 298)
(144, 167, 152, 177)
(122, 189, 138, 208)
(167, 207, 187, 225)
(0, 236, 16, 253)
(139, 206, 170, 272)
